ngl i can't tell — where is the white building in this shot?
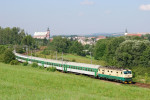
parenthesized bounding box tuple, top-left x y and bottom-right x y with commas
(33, 28, 50, 39)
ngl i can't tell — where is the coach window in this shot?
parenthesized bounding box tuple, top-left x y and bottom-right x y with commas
(78, 67, 80, 70)
(88, 68, 90, 71)
(90, 69, 92, 72)
(108, 70, 109, 72)
(111, 71, 113, 73)
(121, 72, 122, 74)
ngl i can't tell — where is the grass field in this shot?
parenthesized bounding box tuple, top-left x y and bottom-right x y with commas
(0, 63, 150, 100)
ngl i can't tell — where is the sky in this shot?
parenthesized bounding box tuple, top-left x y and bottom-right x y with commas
(0, 0, 150, 36)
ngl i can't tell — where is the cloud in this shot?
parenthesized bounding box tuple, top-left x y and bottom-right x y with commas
(139, 4, 150, 11)
(80, 0, 94, 5)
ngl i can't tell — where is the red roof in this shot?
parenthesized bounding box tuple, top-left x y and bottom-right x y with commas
(127, 34, 142, 37)
(97, 36, 106, 39)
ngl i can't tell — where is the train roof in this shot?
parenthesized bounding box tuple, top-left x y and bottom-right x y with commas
(15, 53, 101, 69)
(99, 66, 131, 71)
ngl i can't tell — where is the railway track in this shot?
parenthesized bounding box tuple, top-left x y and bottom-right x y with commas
(61, 71, 150, 89)
(131, 82, 150, 89)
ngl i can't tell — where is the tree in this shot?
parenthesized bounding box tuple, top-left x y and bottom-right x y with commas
(43, 38, 48, 46)
(49, 36, 71, 53)
(69, 41, 84, 56)
(115, 40, 150, 67)
(94, 39, 108, 60)
(0, 27, 26, 45)
(0, 45, 7, 62)
(3, 49, 15, 64)
(140, 47, 150, 67)
(21, 35, 35, 47)
(105, 37, 125, 65)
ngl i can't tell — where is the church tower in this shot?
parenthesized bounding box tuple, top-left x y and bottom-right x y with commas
(46, 27, 50, 39)
(124, 28, 128, 35)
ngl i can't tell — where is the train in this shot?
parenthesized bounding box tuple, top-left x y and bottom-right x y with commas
(14, 52, 132, 84)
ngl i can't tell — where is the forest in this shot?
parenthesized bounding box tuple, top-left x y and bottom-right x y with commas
(94, 35, 150, 68)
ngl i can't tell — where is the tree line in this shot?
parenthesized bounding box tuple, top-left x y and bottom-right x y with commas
(43, 36, 87, 56)
(94, 35, 150, 67)
(0, 27, 26, 45)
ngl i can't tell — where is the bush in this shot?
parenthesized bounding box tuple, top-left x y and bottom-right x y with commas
(0, 45, 7, 55)
(145, 73, 149, 83)
(79, 51, 86, 57)
(41, 49, 50, 55)
(23, 62, 28, 66)
(46, 67, 56, 72)
(3, 49, 15, 64)
(31, 63, 38, 68)
(72, 59, 76, 62)
(10, 60, 19, 65)
(38, 66, 44, 69)
(16, 46, 25, 54)
(0, 54, 4, 62)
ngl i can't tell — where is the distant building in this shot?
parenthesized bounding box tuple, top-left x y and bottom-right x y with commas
(124, 28, 128, 35)
(125, 32, 150, 37)
(33, 28, 50, 39)
(96, 36, 106, 41)
(124, 29, 150, 37)
(126, 34, 142, 37)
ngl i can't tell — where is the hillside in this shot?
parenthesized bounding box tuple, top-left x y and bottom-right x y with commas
(0, 63, 149, 100)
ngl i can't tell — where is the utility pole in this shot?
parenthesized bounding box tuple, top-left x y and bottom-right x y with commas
(62, 52, 63, 71)
(89, 52, 92, 64)
(30, 46, 32, 60)
(56, 51, 57, 60)
(26, 45, 28, 56)
(62, 52, 63, 61)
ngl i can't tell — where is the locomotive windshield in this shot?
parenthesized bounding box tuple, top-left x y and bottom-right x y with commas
(124, 71, 132, 74)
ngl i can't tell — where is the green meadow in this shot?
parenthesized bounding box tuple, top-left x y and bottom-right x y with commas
(0, 63, 150, 100)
